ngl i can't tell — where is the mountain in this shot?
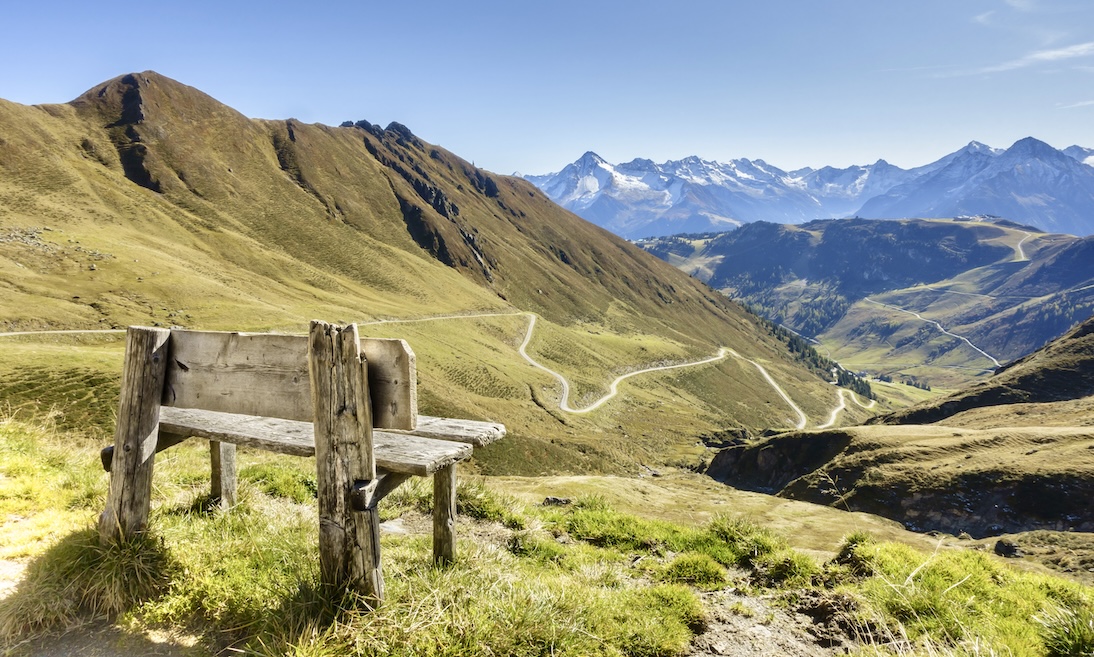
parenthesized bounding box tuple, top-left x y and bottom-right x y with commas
(859, 137, 1094, 235)
(1065, 145, 1094, 166)
(523, 153, 918, 239)
(638, 218, 1094, 389)
(705, 314, 1094, 537)
(870, 312, 1094, 426)
(0, 71, 849, 472)
(526, 139, 1094, 237)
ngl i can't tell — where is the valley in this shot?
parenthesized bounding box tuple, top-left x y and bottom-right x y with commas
(641, 218, 1094, 389)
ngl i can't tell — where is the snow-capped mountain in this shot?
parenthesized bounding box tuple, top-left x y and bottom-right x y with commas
(524, 139, 1094, 238)
(859, 138, 1094, 235)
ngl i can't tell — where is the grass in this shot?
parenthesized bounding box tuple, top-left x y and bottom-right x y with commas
(837, 533, 1094, 656)
(0, 308, 849, 478)
(1, 415, 1092, 656)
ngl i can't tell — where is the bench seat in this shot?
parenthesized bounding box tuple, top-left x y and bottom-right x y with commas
(101, 408, 506, 478)
(159, 407, 473, 476)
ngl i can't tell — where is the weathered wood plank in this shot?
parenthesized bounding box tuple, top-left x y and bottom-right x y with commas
(98, 326, 171, 543)
(210, 441, 237, 508)
(309, 321, 382, 599)
(433, 463, 457, 565)
(362, 339, 417, 431)
(164, 330, 418, 430)
(402, 416, 506, 447)
(156, 407, 471, 475)
(165, 330, 311, 422)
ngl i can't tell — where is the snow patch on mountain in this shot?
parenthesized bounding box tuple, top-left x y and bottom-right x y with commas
(526, 139, 1094, 238)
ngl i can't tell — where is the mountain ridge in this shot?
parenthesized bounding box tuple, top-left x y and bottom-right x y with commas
(638, 218, 1094, 389)
(525, 138, 1094, 238)
(0, 70, 856, 472)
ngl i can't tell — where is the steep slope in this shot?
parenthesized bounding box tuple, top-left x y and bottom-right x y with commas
(1064, 145, 1094, 167)
(705, 315, 1094, 537)
(870, 314, 1094, 426)
(0, 71, 849, 471)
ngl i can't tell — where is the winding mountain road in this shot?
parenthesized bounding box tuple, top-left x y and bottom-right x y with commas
(864, 298, 1002, 368)
(724, 347, 809, 430)
(2, 311, 865, 428)
(1014, 231, 1033, 262)
(372, 311, 812, 422)
(516, 314, 733, 413)
(817, 388, 875, 430)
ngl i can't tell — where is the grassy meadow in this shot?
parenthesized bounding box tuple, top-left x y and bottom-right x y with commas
(0, 414, 1091, 656)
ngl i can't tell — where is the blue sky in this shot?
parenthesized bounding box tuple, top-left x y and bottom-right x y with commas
(2, 0, 1092, 174)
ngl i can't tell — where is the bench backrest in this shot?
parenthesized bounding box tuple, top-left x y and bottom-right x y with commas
(162, 329, 417, 430)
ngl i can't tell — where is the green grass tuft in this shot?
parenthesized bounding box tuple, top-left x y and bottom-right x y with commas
(240, 462, 318, 504)
(1037, 604, 1094, 657)
(660, 553, 728, 590)
(0, 529, 174, 639)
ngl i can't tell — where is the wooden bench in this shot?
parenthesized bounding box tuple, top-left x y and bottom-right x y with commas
(98, 321, 505, 602)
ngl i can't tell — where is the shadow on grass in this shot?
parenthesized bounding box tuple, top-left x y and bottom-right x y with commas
(0, 528, 175, 648)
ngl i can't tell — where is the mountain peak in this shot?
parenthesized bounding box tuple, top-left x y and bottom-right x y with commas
(578, 151, 606, 164)
(1004, 136, 1058, 159)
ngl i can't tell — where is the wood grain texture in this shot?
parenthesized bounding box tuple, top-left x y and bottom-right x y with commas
(309, 321, 382, 599)
(433, 463, 457, 564)
(362, 339, 417, 431)
(164, 330, 311, 421)
(210, 441, 237, 508)
(98, 326, 171, 543)
(157, 407, 471, 475)
(164, 330, 418, 430)
(399, 415, 506, 447)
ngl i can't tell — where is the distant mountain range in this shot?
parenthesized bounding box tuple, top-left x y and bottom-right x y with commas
(524, 138, 1094, 238)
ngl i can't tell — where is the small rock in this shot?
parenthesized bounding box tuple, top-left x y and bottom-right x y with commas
(542, 496, 571, 506)
(994, 539, 1023, 558)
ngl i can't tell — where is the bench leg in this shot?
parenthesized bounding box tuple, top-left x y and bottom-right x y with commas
(98, 327, 171, 544)
(210, 441, 237, 508)
(433, 463, 457, 565)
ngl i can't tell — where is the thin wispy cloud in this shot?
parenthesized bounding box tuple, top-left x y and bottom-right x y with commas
(1058, 99, 1094, 109)
(1004, 0, 1037, 11)
(974, 10, 996, 25)
(959, 41, 1094, 75)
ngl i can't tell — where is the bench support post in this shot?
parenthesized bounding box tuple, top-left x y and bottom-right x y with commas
(433, 463, 457, 564)
(98, 327, 171, 544)
(309, 321, 383, 602)
(210, 441, 238, 508)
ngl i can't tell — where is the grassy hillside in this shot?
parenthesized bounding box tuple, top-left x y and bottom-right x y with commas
(0, 71, 857, 474)
(706, 315, 1094, 542)
(2, 416, 1091, 655)
(873, 314, 1094, 426)
(640, 218, 1094, 389)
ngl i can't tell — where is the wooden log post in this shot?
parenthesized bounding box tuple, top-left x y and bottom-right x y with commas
(308, 321, 383, 601)
(210, 441, 237, 508)
(98, 326, 171, 544)
(433, 463, 457, 564)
